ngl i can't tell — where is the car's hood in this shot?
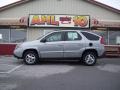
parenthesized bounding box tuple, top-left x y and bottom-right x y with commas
(21, 40, 40, 46)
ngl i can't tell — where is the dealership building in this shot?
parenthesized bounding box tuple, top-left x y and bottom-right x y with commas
(0, 0, 120, 55)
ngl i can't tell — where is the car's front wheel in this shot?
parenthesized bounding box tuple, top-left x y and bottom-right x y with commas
(82, 52, 97, 66)
(23, 51, 39, 65)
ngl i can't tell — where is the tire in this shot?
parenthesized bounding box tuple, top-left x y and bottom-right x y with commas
(23, 51, 39, 65)
(82, 52, 97, 66)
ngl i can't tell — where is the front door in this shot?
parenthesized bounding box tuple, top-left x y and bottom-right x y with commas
(39, 32, 64, 58)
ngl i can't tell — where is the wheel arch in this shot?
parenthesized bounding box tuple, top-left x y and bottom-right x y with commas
(22, 49, 39, 58)
(82, 49, 98, 58)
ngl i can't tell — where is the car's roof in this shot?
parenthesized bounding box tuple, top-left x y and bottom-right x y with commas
(52, 30, 101, 37)
(52, 30, 93, 33)
(53, 30, 82, 32)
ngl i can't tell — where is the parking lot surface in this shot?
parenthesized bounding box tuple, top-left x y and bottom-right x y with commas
(0, 56, 120, 90)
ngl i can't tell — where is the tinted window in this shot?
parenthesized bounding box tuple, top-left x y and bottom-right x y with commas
(81, 32, 99, 40)
(46, 32, 62, 42)
(66, 31, 82, 41)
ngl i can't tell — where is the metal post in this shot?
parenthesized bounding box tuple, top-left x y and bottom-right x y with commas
(9, 27, 11, 43)
(107, 28, 109, 45)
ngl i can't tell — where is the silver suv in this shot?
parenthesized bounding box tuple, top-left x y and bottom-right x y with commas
(14, 30, 105, 66)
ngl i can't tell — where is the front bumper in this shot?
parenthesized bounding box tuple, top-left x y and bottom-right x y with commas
(13, 54, 22, 59)
(13, 48, 23, 59)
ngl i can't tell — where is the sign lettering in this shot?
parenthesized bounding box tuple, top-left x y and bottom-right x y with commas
(29, 15, 90, 28)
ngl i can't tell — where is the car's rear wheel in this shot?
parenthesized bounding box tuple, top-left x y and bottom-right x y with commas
(82, 52, 97, 66)
(23, 51, 39, 65)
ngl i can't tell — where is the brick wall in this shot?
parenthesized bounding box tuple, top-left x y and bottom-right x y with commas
(0, 44, 16, 55)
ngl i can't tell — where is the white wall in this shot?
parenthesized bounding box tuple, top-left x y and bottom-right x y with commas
(27, 28, 55, 41)
(0, 0, 120, 20)
(27, 28, 44, 41)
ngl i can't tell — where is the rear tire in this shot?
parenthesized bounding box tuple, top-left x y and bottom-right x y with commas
(82, 52, 97, 66)
(23, 51, 39, 65)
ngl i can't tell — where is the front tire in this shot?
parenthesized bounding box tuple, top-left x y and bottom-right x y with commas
(82, 52, 97, 66)
(23, 51, 39, 65)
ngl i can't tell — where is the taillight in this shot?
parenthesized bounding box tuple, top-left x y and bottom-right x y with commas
(100, 37, 105, 44)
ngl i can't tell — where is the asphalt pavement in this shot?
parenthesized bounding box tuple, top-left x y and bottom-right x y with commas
(0, 56, 120, 90)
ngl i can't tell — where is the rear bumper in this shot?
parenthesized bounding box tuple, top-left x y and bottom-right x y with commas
(98, 51, 106, 58)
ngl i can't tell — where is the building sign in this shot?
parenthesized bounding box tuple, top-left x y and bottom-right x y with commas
(0, 17, 28, 26)
(92, 18, 120, 28)
(29, 15, 90, 28)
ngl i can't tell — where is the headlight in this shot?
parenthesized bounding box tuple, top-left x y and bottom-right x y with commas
(15, 43, 22, 49)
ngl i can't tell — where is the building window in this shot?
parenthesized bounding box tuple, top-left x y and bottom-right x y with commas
(11, 29, 27, 43)
(0, 29, 9, 43)
(109, 31, 120, 45)
(0, 28, 27, 43)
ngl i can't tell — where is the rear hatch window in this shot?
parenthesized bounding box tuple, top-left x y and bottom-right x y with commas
(81, 32, 99, 40)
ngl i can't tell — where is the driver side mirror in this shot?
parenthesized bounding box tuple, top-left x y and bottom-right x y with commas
(41, 39, 46, 43)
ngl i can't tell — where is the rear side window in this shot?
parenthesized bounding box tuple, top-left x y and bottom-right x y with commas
(81, 32, 99, 40)
(65, 31, 82, 41)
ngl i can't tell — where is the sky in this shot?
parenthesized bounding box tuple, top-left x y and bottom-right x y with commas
(0, 0, 20, 7)
(95, 0, 120, 10)
(0, 0, 120, 10)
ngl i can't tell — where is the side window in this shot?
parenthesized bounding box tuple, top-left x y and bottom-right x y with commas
(46, 32, 62, 42)
(81, 32, 99, 40)
(66, 31, 82, 41)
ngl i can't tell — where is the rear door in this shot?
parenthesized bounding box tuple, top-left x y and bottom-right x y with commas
(63, 31, 84, 58)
